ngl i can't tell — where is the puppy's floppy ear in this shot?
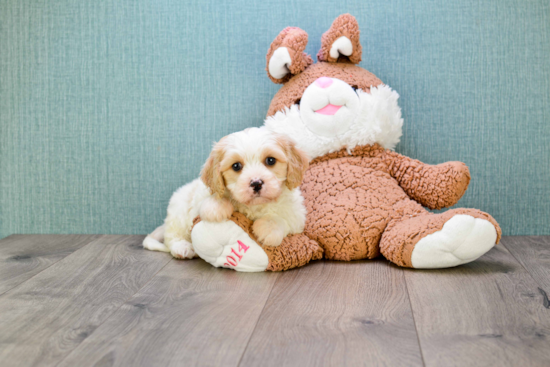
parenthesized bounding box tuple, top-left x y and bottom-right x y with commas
(275, 134, 309, 190)
(200, 139, 226, 197)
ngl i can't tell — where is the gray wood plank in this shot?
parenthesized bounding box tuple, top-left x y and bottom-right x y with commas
(502, 236, 550, 290)
(58, 259, 280, 367)
(239, 259, 424, 367)
(0, 235, 101, 295)
(405, 244, 550, 367)
(0, 235, 172, 367)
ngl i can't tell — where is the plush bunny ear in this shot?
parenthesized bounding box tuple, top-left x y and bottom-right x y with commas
(266, 27, 313, 84)
(317, 14, 362, 64)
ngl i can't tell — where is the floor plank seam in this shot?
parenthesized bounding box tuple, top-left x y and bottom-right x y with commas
(403, 270, 427, 367)
(0, 235, 104, 298)
(54, 257, 175, 366)
(236, 272, 280, 367)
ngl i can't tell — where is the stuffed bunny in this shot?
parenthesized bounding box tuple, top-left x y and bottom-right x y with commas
(191, 14, 501, 272)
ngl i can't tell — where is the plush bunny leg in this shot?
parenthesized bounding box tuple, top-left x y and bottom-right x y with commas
(191, 213, 323, 272)
(380, 208, 501, 269)
(191, 217, 269, 272)
(263, 233, 324, 271)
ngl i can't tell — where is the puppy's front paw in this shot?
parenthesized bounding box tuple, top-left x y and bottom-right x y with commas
(252, 217, 285, 247)
(200, 196, 234, 222)
(170, 240, 197, 259)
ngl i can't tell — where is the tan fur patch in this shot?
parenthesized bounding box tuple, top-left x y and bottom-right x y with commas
(200, 138, 228, 197)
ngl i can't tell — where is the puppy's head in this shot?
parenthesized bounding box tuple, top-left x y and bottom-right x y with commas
(201, 128, 309, 206)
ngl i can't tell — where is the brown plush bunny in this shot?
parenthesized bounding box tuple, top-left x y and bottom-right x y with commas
(191, 14, 501, 272)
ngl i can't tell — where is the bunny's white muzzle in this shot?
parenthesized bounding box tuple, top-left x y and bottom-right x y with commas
(299, 77, 360, 137)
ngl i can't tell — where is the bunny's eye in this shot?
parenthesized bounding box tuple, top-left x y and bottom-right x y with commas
(232, 162, 242, 172)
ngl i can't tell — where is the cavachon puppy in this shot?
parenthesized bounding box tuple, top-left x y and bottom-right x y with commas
(143, 127, 309, 259)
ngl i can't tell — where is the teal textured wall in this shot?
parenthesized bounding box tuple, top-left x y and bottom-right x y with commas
(1, 0, 549, 238)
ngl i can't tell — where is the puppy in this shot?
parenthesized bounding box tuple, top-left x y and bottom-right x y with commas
(143, 127, 309, 259)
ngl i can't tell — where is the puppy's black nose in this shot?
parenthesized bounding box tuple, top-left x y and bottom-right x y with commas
(250, 179, 263, 193)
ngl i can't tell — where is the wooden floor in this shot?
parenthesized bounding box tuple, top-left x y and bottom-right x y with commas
(0, 235, 549, 367)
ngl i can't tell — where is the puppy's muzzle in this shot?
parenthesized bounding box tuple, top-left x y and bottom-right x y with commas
(250, 179, 264, 193)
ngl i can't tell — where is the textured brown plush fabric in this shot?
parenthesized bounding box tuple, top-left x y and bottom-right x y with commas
(262, 236, 324, 271)
(385, 151, 472, 210)
(265, 27, 313, 84)
(266, 62, 382, 117)
(317, 14, 362, 64)
(299, 144, 501, 266)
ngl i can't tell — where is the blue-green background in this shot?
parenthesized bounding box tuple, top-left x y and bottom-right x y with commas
(1, 0, 549, 239)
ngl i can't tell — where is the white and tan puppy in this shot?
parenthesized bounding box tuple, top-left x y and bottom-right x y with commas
(143, 127, 309, 259)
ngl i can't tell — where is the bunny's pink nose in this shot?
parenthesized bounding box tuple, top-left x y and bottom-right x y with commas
(315, 77, 333, 89)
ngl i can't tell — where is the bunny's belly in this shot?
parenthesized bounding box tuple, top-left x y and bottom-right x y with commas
(301, 160, 424, 261)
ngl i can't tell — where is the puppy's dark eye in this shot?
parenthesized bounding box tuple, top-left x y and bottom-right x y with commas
(265, 157, 276, 166)
(232, 162, 242, 172)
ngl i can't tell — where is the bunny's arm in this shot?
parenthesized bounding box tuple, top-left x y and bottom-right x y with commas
(384, 150, 471, 210)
